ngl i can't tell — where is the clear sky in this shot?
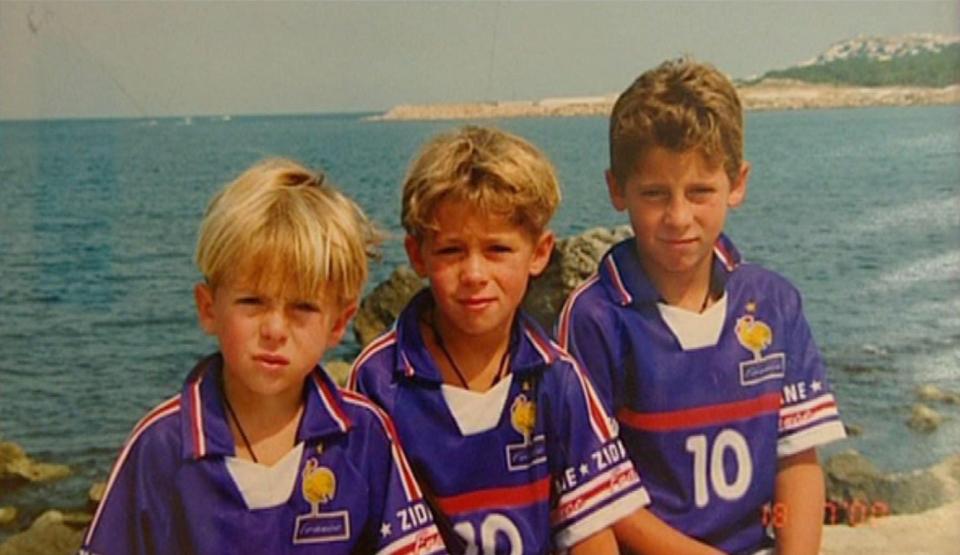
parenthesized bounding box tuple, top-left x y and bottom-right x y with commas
(1, 1, 957, 120)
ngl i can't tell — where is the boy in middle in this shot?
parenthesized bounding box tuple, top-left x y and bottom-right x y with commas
(349, 126, 650, 554)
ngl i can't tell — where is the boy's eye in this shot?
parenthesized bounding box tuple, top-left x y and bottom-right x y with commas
(293, 302, 320, 313)
(639, 189, 667, 200)
(434, 246, 461, 256)
(236, 296, 262, 305)
(489, 244, 514, 254)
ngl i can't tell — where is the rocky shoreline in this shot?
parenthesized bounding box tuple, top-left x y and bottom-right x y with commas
(370, 79, 960, 121)
(3, 226, 959, 554)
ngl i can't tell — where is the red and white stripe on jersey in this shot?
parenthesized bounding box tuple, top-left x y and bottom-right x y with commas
(523, 325, 557, 365)
(605, 256, 633, 306)
(347, 330, 398, 390)
(556, 274, 599, 351)
(560, 353, 617, 442)
(777, 394, 845, 456)
(617, 392, 781, 432)
(340, 389, 423, 502)
(84, 395, 181, 545)
(188, 372, 206, 458)
(550, 460, 640, 528)
(714, 241, 738, 272)
(312, 374, 352, 433)
(376, 526, 445, 555)
(435, 476, 551, 516)
(778, 393, 839, 434)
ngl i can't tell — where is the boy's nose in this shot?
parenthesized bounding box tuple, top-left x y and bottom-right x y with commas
(259, 310, 288, 343)
(664, 196, 693, 227)
(460, 253, 488, 285)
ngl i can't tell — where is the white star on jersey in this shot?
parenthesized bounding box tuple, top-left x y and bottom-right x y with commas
(380, 522, 392, 538)
(811, 380, 823, 393)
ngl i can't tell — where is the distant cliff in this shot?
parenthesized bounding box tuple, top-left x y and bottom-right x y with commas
(372, 33, 960, 122)
(758, 34, 960, 88)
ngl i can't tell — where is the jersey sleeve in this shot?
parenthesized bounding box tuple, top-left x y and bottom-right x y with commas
(776, 290, 846, 457)
(548, 356, 651, 549)
(557, 291, 624, 414)
(349, 396, 447, 555)
(80, 402, 182, 555)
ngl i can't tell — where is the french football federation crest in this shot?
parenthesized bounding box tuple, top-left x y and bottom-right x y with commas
(510, 394, 537, 443)
(293, 457, 350, 544)
(735, 315, 772, 360)
(302, 459, 337, 507)
(505, 393, 547, 471)
(735, 310, 785, 386)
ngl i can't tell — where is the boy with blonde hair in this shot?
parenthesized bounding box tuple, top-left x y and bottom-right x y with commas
(82, 159, 445, 555)
(559, 59, 846, 554)
(349, 126, 650, 554)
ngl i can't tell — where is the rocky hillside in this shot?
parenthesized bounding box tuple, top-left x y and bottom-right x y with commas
(758, 33, 960, 87)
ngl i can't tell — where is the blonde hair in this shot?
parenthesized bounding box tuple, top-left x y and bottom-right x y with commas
(402, 126, 560, 239)
(609, 58, 744, 185)
(195, 158, 379, 306)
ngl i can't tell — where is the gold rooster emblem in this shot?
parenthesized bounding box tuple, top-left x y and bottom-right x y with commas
(735, 315, 773, 360)
(511, 394, 537, 444)
(301, 458, 336, 512)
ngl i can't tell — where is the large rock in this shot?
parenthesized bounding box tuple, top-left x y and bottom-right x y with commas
(352, 226, 632, 347)
(0, 510, 85, 555)
(524, 226, 632, 330)
(87, 481, 106, 510)
(353, 266, 425, 347)
(824, 450, 960, 516)
(324, 360, 353, 388)
(0, 507, 15, 526)
(907, 403, 944, 432)
(0, 441, 70, 484)
(916, 384, 960, 405)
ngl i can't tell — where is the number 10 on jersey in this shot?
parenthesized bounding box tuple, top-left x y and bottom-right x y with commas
(685, 429, 753, 508)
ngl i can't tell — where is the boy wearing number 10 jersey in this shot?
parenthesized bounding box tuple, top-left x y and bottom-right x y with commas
(349, 126, 652, 554)
(558, 59, 847, 555)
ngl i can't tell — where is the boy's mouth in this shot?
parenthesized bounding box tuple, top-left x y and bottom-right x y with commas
(253, 353, 290, 367)
(661, 237, 699, 247)
(459, 297, 496, 309)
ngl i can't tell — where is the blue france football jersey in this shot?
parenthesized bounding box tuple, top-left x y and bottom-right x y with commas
(81, 354, 445, 555)
(558, 235, 846, 555)
(349, 290, 650, 554)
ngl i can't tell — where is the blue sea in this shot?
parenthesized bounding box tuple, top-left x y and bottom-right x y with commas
(1, 106, 958, 531)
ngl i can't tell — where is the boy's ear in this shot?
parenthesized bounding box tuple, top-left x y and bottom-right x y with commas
(529, 230, 555, 277)
(326, 301, 358, 346)
(605, 169, 627, 212)
(404, 235, 429, 278)
(194, 282, 217, 335)
(728, 161, 750, 208)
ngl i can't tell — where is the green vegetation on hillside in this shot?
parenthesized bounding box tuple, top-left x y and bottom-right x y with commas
(760, 44, 960, 87)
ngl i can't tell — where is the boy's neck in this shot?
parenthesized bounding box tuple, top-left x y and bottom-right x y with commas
(221, 373, 305, 465)
(422, 307, 513, 392)
(644, 256, 716, 313)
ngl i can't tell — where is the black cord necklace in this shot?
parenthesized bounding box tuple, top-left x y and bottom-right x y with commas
(223, 392, 259, 464)
(430, 309, 510, 391)
(699, 264, 717, 313)
(699, 286, 712, 313)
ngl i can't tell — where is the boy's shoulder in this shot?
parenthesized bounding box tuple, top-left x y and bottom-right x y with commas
(346, 327, 402, 391)
(116, 393, 185, 462)
(725, 260, 806, 314)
